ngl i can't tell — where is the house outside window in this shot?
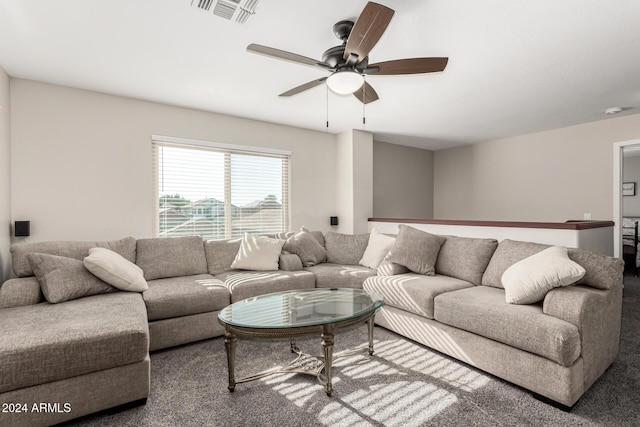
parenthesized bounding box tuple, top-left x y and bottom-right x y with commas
(152, 135, 290, 240)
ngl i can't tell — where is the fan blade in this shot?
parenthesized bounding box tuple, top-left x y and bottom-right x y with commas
(279, 77, 328, 97)
(352, 81, 379, 104)
(344, 2, 394, 64)
(247, 44, 331, 71)
(367, 57, 449, 75)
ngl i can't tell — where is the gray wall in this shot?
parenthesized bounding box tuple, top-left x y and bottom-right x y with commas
(434, 113, 640, 222)
(0, 67, 10, 282)
(373, 141, 434, 219)
(623, 153, 640, 216)
(10, 79, 338, 242)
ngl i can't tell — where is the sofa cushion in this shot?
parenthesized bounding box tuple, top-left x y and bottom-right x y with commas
(387, 225, 445, 275)
(502, 246, 586, 304)
(435, 235, 498, 286)
(84, 247, 148, 292)
(0, 292, 149, 394)
(28, 253, 116, 303)
(304, 263, 377, 289)
(324, 232, 370, 265)
(482, 239, 549, 288)
(11, 236, 137, 278)
(363, 273, 473, 319)
(360, 229, 396, 269)
(0, 277, 44, 308)
(282, 229, 327, 267)
(215, 270, 316, 303)
(143, 274, 229, 321)
(434, 286, 581, 366)
(136, 236, 208, 280)
(204, 238, 242, 275)
(230, 234, 285, 271)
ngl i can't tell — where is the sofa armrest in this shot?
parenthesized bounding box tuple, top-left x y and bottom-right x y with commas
(279, 254, 303, 271)
(0, 277, 44, 308)
(543, 284, 622, 389)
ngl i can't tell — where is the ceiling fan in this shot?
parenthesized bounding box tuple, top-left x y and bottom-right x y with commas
(246, 1, 448, 104)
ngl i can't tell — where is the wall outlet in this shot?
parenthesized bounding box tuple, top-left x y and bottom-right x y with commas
(583, 213, 592, 220)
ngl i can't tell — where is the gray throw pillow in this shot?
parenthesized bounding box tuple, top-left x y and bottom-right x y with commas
(28, 253, 116, 303)
(387, 225, 445, 275)
(283, 230, 327, 267)
(279, 253, 304, 271)
(567, 247, 624, 290)
(435, 235, 498, 286)
(481, 239, 549, 288)
(324, 232, 370, 265)
(204, 238, 242, 275)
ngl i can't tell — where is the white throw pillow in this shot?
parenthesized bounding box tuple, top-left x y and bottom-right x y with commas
(502, 246, 586, 304)
(231, 234, 285, 271)
(83, 247, 148, 292)
(359, 229, 396, 269)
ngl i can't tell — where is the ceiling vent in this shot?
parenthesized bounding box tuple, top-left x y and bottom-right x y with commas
(191, 0, 260, 24)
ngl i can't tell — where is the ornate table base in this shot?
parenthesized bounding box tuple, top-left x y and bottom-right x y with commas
(223, 315, 376, 396)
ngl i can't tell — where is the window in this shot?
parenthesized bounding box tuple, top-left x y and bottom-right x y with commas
(152, 135, 290, 240)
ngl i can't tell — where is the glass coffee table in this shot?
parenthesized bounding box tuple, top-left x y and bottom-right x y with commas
(218, 288, 384, 396)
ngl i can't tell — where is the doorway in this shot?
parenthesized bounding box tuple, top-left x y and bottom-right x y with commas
(613, 139, 640, 260)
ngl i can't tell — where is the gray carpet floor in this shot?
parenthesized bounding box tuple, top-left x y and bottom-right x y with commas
(65, 278, 640, 426)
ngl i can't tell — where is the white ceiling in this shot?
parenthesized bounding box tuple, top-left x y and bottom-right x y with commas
(1, 0, 639, 150)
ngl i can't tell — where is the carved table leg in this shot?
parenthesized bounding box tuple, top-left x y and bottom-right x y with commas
(224, 328, 237, 392)
(321, 325, 334, 396)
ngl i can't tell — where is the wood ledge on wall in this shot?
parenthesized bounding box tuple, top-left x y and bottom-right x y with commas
(367, 218, 615, 231)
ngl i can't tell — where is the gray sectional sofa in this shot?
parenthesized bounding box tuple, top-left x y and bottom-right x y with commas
(0, 228, 623, 425)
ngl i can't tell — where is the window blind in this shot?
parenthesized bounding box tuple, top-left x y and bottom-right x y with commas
(152, 139, 290, 240)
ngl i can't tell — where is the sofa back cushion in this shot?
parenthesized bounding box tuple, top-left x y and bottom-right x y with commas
(136, 236, 207, 280)
(11, 237, 136, 278)
(435, 235, 498, 286)
(482, 239, 549, 288)
(324, 232, 370, 265)
(204, 238, 242, 275)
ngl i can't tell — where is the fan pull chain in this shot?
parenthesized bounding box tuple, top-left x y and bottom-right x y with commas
(362, 76, 366, 126)
(326, 84, 329, 129)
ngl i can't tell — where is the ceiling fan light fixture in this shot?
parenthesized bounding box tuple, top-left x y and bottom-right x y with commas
(326, 69, 364, 95)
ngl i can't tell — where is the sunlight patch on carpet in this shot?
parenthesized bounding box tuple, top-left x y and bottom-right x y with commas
(318, 381, 457, 426)
(260, 371, 339, 407)
(374, 339, 490, 392)
(334, 354, 401, 379)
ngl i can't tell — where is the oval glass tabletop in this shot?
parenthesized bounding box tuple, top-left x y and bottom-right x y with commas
(218, 288, 384, 329)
